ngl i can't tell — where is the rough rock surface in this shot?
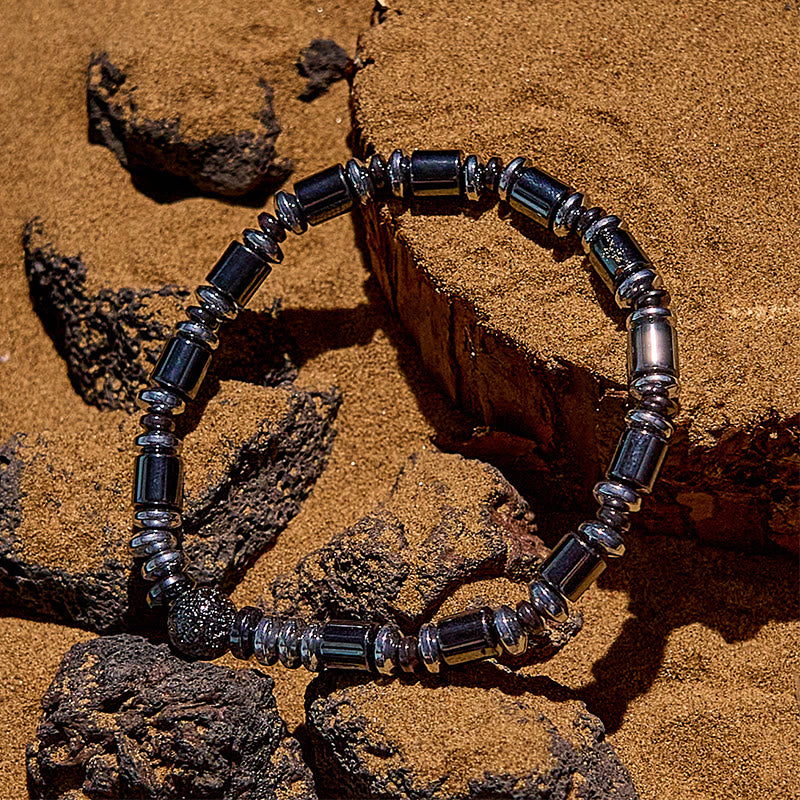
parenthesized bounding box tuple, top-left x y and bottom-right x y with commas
(297, 39, 353, 101)
(268, 448, 581, 663)
(87, 51, 292, 197)
(23, 218, 298, 412)
(0, 382, 339, 632)
(26, 634, 317, 800)
(351, 0, 799, 552)
(307, 671, 638, 799)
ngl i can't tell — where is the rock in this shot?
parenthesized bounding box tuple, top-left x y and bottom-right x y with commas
(350, 0, 799, 552)
(0, 381, 340, 632)
(23, 218, 299, 413)
(306, 670, 638, 799)
(297, 39, 353, 101)
(87, 51, 292, 198)
(26, 634, 317, 800)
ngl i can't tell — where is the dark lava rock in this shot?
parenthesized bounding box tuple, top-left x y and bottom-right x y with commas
(27, 634, 317, 800)
(306, 670, 638, 800)
(297, 39, 353, 101)
(23, 218, 299, 413)
(87, 51, 292, 197)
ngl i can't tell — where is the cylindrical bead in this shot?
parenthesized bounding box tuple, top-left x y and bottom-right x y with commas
(435, 608, 501, 666)
(627, 306, 679, 387)
(150, 333, 212, 401)
(320, 621, 377, 671)
(294, 164, 353, 225)
(205, 240, 271, 309)
(538, 534, 607, 602)
(508, 166, 572, 229)
(229, 606, 264, 661)
(586, 221, 651, 292)
(409, 149, 462, 196)
(607, 409, 674, 493)
(133, 452, 184, 508)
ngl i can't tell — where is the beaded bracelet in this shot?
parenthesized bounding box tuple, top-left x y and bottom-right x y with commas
(130, 149, 679, 675)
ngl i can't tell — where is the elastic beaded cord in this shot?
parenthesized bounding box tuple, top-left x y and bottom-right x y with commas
(131, 149, 680, 675)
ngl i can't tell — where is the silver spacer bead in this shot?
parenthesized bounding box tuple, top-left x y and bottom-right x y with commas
(134, 430, 183, 454)
(497, 156, 528, 201)
(196, 285, 238, 322)
(136, 387, 185, 415)
(417, 623, 442, 673)
(576, 520, 626, 558)
(130, 529, 178, 557)
(462, 154, 484, 201)
(141, 549, 184, 581)
(593, 480, 642, 513)
(615, 267, 662, 309)
(630, 372, 681, 401)
(300, 622, 324, 672)
(277, 618, 306, 669)
(176, 320, 219, 349)
(345, 158, 374, 204)
(552, 191, 588, 238)
(387, 149, 410, 198)
(529, 579, 569, 623)
(373, 624, 402, 676)
(253, 616, 282, 666)
(133, 508, 182, 529)
(581, 214, 621, 254)
(493, 605, 528, 656)
(242, 228, 284, 263)
(274, 191, 308, 235)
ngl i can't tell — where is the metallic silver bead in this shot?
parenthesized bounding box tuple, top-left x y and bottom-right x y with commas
(319, 621, 377, 671)
(141, 549, 184, 581)
(134, 430, 183, 454)
(130, 529, 178, 557)
(387, 148, 410, 198)
(196, 285, 238, 322)
(627, 305, 679, 390)
(497, 156, 528, 201)
(615, 267, 662, 309)
(274, 191, 308, 234)
(577, 520, 626, 558)
(300, 622, 324, 672)
(515, 600, 544, 636)
(493, 605, 527, 655)
(552, 191, 588, 238)
(630, 372, 681, 402)
(435, 608, 502, 666)
(136, 387, 185, 415)
(242, 228, 284, 263)
(418, 623, 442, 673)
(253, 616, 282, 666)
(277, 618, 306, 669)
(592, 480, 642, 513)
(595, 504, 631, 532)
(373, 624, 402, 676)
(607, 408, 674, 494)
(345, 158, 374, 204)
(176, 320, 219, 349)
(580, 213, 621, 254)
(147, 573, 194, 609)
(462, 154, 484, 201)
(528, 579, 569, 623)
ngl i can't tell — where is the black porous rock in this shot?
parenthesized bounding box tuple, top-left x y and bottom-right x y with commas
(22, 219, 299, 412)
(306, 670, 638, 800)
(26, 634, 318, 800)
(167, 586, 236, 660)
(87, 51, 292, 198)
(297, 39, 353, 101)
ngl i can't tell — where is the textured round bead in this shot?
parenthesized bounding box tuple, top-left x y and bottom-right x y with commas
(167, 586, 236, 660)
(493, 605, 527, 655)
(301, 622, 324, 672)
(418, 623, 442, 673)
(529, 579, 569, 623)
(373, 624, 402, 676)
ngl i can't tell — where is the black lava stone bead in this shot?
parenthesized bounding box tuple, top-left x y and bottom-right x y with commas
(167, 586, 236, 660)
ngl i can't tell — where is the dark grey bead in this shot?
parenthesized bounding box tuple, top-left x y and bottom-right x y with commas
(417, 623, 442, 673)
(528, 579, 569, 623)
(580, 213, 621, 253)
(274, 191, 309, 234)
(242, 228, 284, 263)
(277, 618, 306, 669)
(627, 306, 679, 390)
(368, 153, 389, 197)
(584, 218, 653, 294)
(130, 529, 178, 558)
(387, 149, 411, 198)
(253, 616, 282, 666)
(593, 480, 642, 513)
(345, 158, 374, 204)
(538, 534, 607, 602)
(435, 607, 502, 666)
(257, 211, 287, 243)
(147, 573, 194, 609)
(139, 412, 176, 432)
(397, 635, 419, 673)
(301, 622, 324, 672)
(205, 240, 271, 309)
(508, 166, 572, 229)
(607, 408, 674, 494)
(595, 504, 631, 532)
(196, 285, 238, 322)
(150, 333, 212, 401)
(229, 606, 264, 661)
(462, 154, 484, 201)
(483, 156, 503, 193)
(134, 430, 182, 455)
(497, 156, 528, 201)
(133, 508, 182, 530)
(136, 386, 185, 415)
(186, 304, 220, 330)
(552, 190, 588, 238)
(493, 605, 527, 655)
(167, 586, 236, 660)
(373, 624, 402, 676)
(409, 149, 463, 197)
(515, 600, 544, 636)
(320, 621, 376, 672)
(294, 164, 353, 225)
(133, 452, 184, 509)
(141, 549, 185, 581)
(176, 319, 219, 349)
(576, 520, 626, 559)
(575, 206, 605, 238)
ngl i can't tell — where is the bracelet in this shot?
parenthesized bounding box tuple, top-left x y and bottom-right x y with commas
(130, 149, 680, 675)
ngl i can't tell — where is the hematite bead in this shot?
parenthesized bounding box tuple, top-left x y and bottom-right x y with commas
(320, 621, 377, 671)
(497, 156, 528, 201)
(133, 452, 184, 509)
(575, 206, 605, 238)
(147, 573, 194, 609)
(133, 508, 182, 530)
(196, 285, 238, 322)
(493, 605, 527, 656)
(528, 579, 569, 623)
(596, 504, 631, 533)
(515, 600, 544, 636)
(607, 408, 674, 494)
(368, 153, 389, 197)
(397, 635, 419, 673)
(275, 191, 308, 234)
(253, 616, 282, 666)
(409, 150, 463, 197)
(462, 154, 484, 201)
(615, 266, 662, 309)
(387, 149, 411, 198)
(582, 217, 655, 296)
(538, 534, 606, 602)
(176, 319, 219, 349)
(134, 430, 182, 454)
(627, 306, 679, 392)
(141, 549, 184, 581)
(294, 164, 353, 225)
(205, 240, 271, 309)
(139, 412, 175, 432)
(417, 623, 442, 673)
(508, 166, 572, 229)
(130, 529, 178, 557)
(257, 212, 287, 243)
(242, 228, 283, 264)
(373, 624, 402, 676)
(483, 157, 503, 193)
(167, 586, 236, 660)
(229, 606, 264, 661)
(345, 158, 374, 204)
(435, 608, 501, 666)
(150, 333, 212, 401)
(186, 304, 220, 330)
(301, 622, 324, 672)
(576, 520, 626, 559)
(593, 480, 642, 513)
(552, 191, 588, 238)
(137, 387, 185, 415)
(277, 618, 306, 669)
